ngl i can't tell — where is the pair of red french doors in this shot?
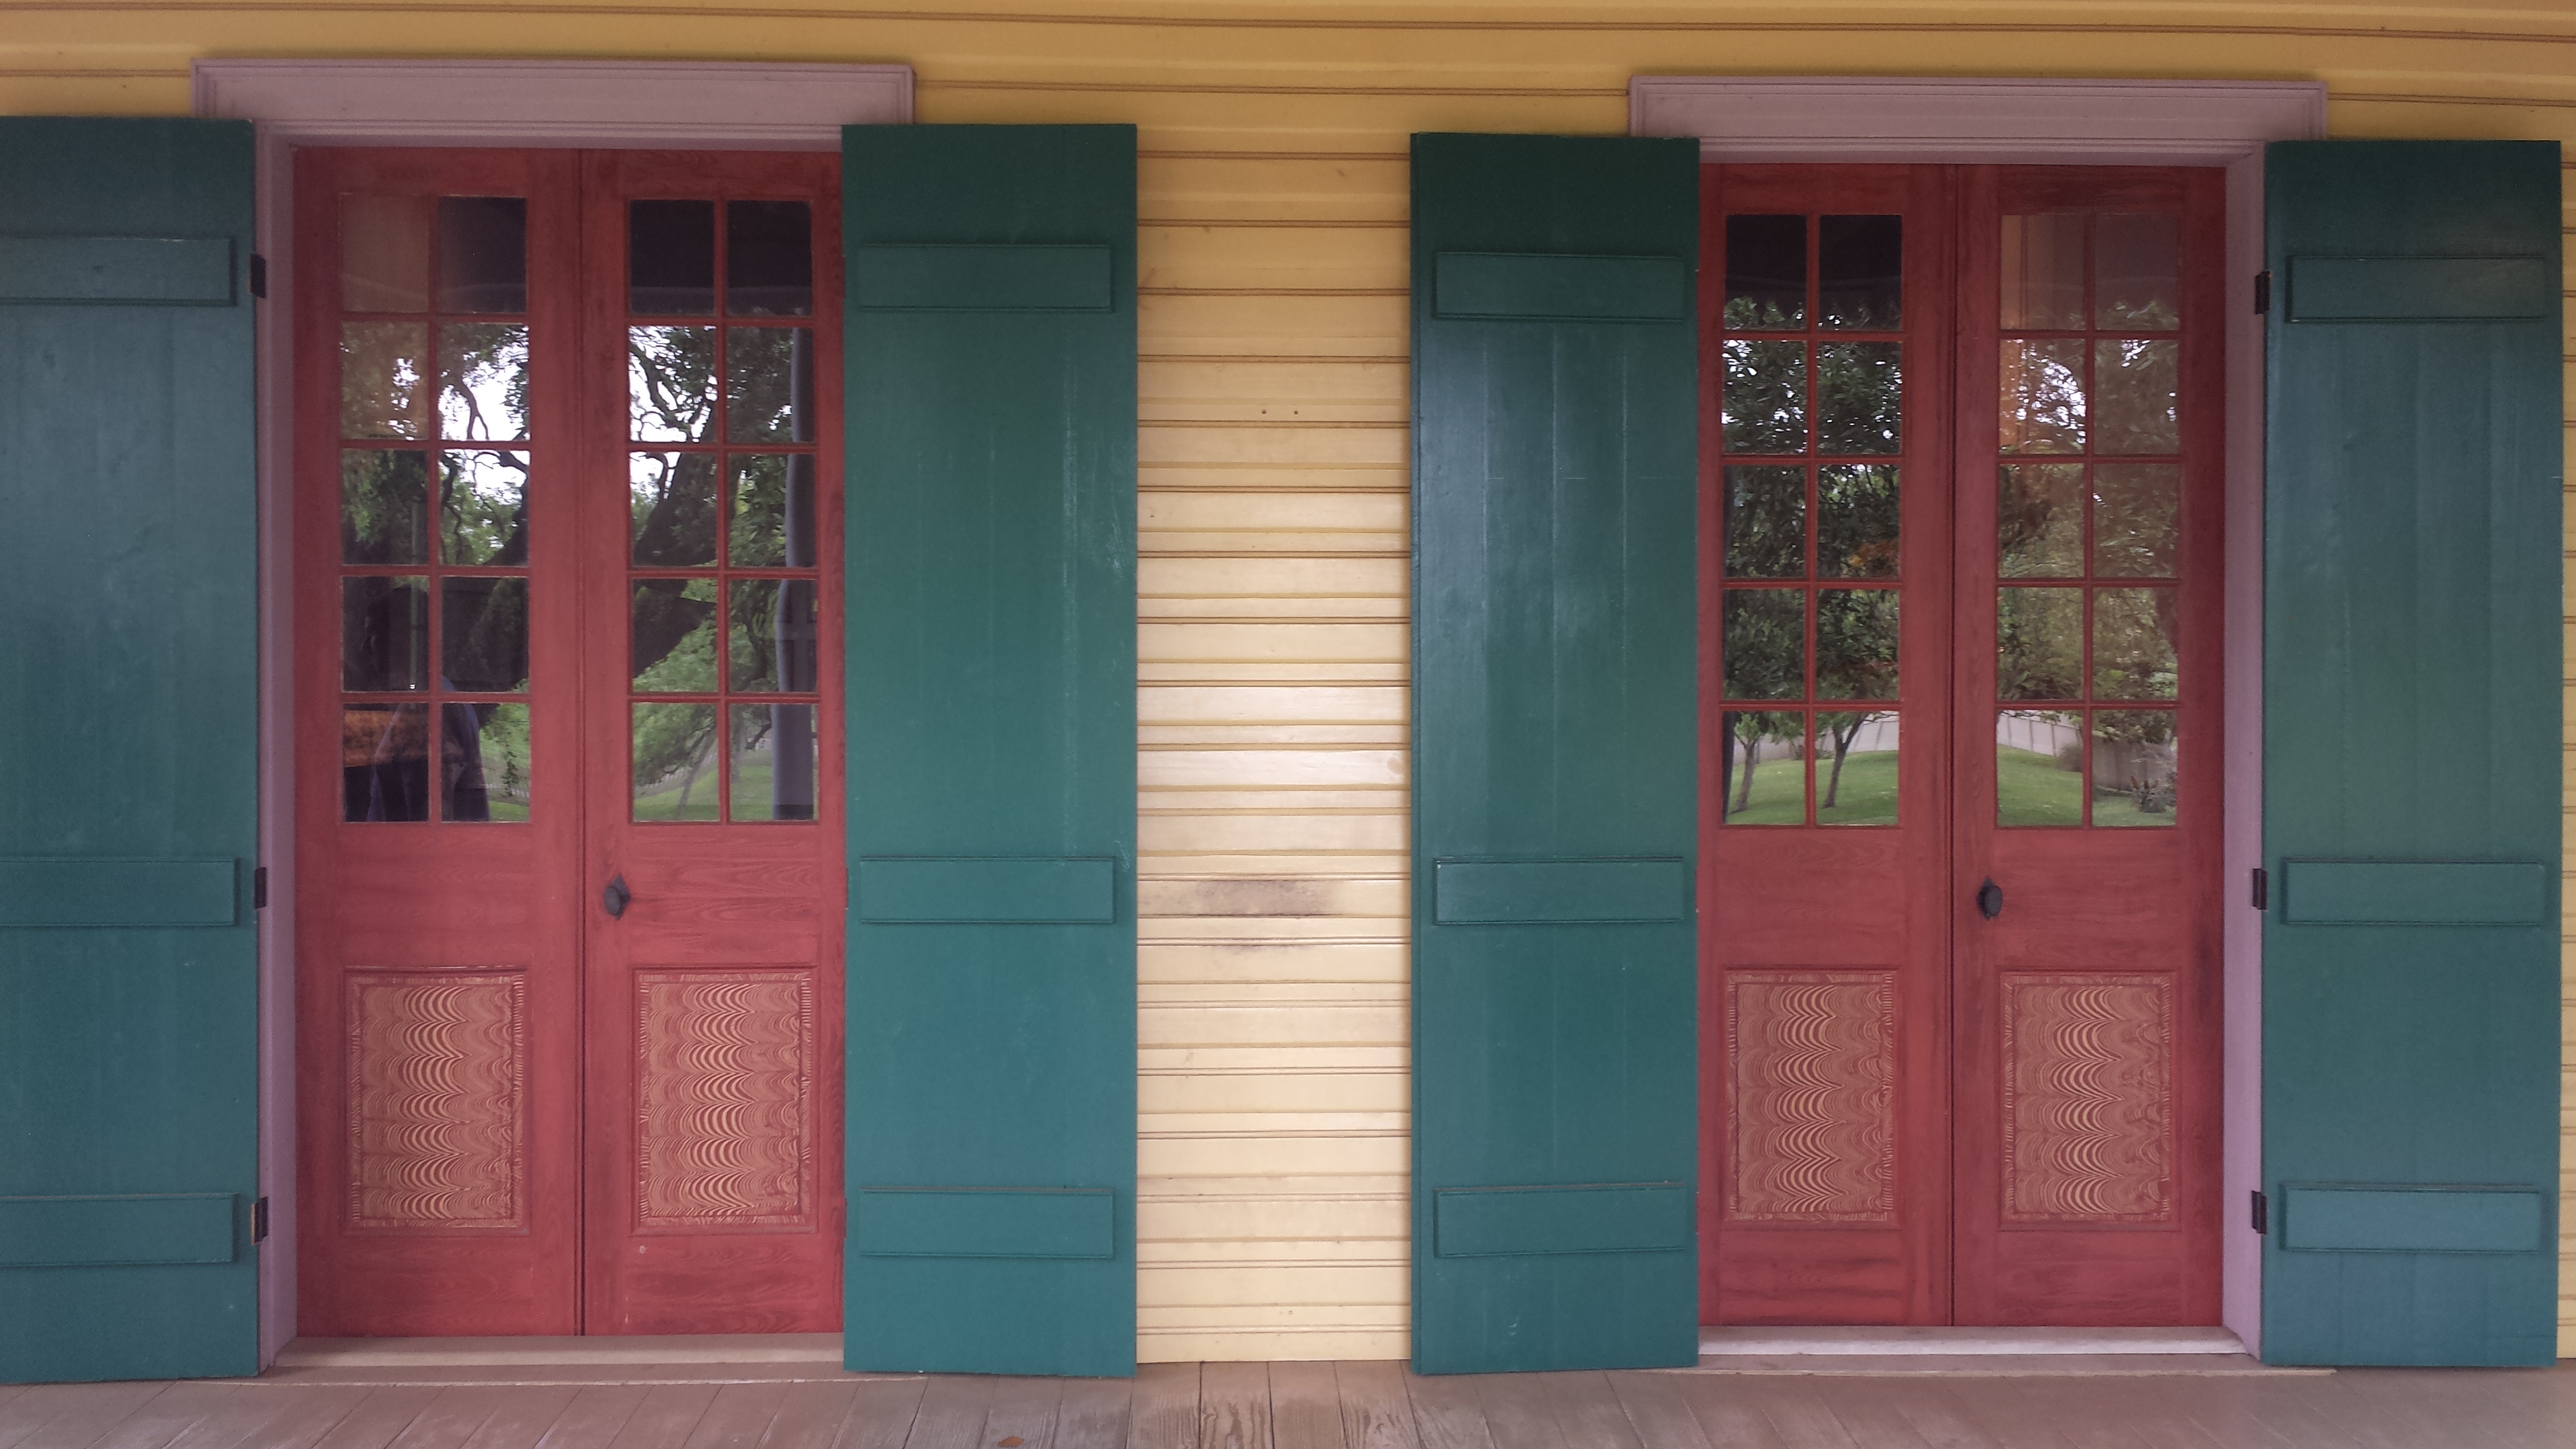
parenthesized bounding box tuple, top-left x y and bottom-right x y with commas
(1698, 165, 2225, 1325)
(294, 148, 845, 1335)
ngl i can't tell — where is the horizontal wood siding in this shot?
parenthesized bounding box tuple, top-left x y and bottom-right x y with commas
(7, 0, 2574, 1360)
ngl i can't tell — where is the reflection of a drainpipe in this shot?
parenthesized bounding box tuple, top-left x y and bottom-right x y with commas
(774, 326, 818, 819)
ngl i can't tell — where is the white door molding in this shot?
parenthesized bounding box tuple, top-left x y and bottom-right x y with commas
(191, 56, 911, 1367)
(1634, 72, 2321, 1358)
(1630, 75, 2323, 164)
(193, 59, 911, 149)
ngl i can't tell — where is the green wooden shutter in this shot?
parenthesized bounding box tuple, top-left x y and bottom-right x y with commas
(842, 124, 1138, 1377)
(2263, 140, 2564, 1367)
(1409, 133, 1701, 1374)
(0, 119, 260, 1382)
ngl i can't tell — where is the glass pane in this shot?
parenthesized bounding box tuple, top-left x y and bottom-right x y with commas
(1999, 339, 2085, 454)
(438, 323, 530, 441)
(2093, 711, 2178, 826)
(446, 702, 531, 823)
(436, 198, 527, 314)
(630, 200, 716, 315)
(1722, 466, 1805, 579)
(1998, 463, 2086, 578)
(632, 578, 718, 693)
(729, 578, 818, 693)
(1720, 711, 1805, 825)
(339, 194, 433, 313)
(1996, 587, 2082, 701)
(729, 455, 816, 568)
(342, 449, 427, 565)
(342, 575, 427, 691)
(441, 451, 529, 566)
(1817, 589, 1899, 700)
(726, 327, 804, 443)
(1722, 340, 1806, 454)
(2093, 587, 2178, 700)
(1819, 215, 1901, 329)
(731, 704, 817, 822)
(630, 326, 716, 441)
(1722, 215, 1805, 329)
(342, 704, 430, 822)
(632, 703, 720, 821)
(728, 201, 814, 317)
(1723, 589, 1805, 701)
(2094, 339, 2178, 454)
(1997, 711, 2085, 826)
(2097, 213, 2181, 330)
(341, 321, 429, 439)
(1817, 342, 1900, 456)
(441, 577, 530, 693)
(2000, 213, 2086, 329)
(1817, 465, 1899, 579)
(630, 452, 720, 567)
(1817, 711, 1897, 826)
(2094, 464, 2180, 577)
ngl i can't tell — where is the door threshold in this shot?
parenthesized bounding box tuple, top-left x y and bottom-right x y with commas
(275, 1334, 844, 1368)
(1700, 1325, 2245, 1357)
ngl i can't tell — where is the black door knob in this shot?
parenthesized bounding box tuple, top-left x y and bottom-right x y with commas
(1976, 878, 2004, 920)
(602, 875, 632, 919)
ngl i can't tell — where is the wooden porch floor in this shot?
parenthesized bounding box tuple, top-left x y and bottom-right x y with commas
(9, 1355, 2576, 1449)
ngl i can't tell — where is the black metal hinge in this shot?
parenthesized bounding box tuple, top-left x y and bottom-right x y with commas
(2250, 866, 2268, 910)
(2253, 269, 2271, 315)
(249, 254, 268, 299)
(253, 1196, 270, 1242)
(253, 866, 268, 910)
(2251, 1189, 2269, 1235)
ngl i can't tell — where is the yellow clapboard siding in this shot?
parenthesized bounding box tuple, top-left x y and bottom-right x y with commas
(1142, 555, 1409, 597)
(1143, 487, 1408, 532)
(1140, 1070, 1410, 1113)
(1140, 1196, 1408, 1242)
(1139, 814, 1408, 855)
(1141, 292, 1406, 354)
(1141, 222, 1407, 291)
(1142, 421, 1408, 468)
(1140, 723, 1408, 745)
(1141, 1134, 1414, 1178)
(1139, 746, 1405, 787)
(1141, 940, 1411, 983)
(1139, 1263, 1410, 1307)
(1139, 621, 1408, 663)
(1141, 684, 1408, 722)
(1141, 876, 1411, 918)
(1140, 154, 1409, 225)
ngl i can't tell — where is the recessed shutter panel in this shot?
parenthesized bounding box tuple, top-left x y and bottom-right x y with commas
(2263, 140, 2564, 1366)
(1410, 133, 1701, 1373)
(0, 119, 260, 1382)
(842, 124, 1138, 1377)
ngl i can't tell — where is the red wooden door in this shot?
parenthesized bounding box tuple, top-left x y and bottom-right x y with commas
(1949, 167, 2225, 1325)
(576, 151, 845, 1334)
(1699, 164, 2223, 1326)
(1698, 165, 1958, 1325)
(296, 148, 842, 1336)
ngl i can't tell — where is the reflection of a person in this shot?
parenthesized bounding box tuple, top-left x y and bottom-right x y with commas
(342, 687, 490, 822)
(442, 697, 490, 820)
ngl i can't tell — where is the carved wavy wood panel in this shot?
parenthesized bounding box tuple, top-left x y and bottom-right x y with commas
(346, 972, 525, 1230)
(1725, 971, 1897, 1223)
(2001, 973, 2173, 1223)
(635, 970, 814, 1229)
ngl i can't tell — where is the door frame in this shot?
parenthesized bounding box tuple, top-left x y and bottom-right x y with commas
(1632, 74, 2326, 1354)
(190, 57, 912, 1364)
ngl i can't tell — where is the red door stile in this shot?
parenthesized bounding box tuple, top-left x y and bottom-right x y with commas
(294, 148, 585, 1335)
(1699, 165, 1958, 1325)
(575, 152, 846, 1334)
(1949, 167, 2226, 1325)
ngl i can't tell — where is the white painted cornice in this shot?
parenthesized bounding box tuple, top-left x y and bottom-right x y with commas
(192, 59, 912, 147)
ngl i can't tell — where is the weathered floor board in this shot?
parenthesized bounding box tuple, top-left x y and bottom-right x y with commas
(8, 1362, 2576, 1449)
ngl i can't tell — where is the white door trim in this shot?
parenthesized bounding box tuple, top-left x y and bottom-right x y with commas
(191, 57, 912, 1365)
(1633, 73, 2324, 1356)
